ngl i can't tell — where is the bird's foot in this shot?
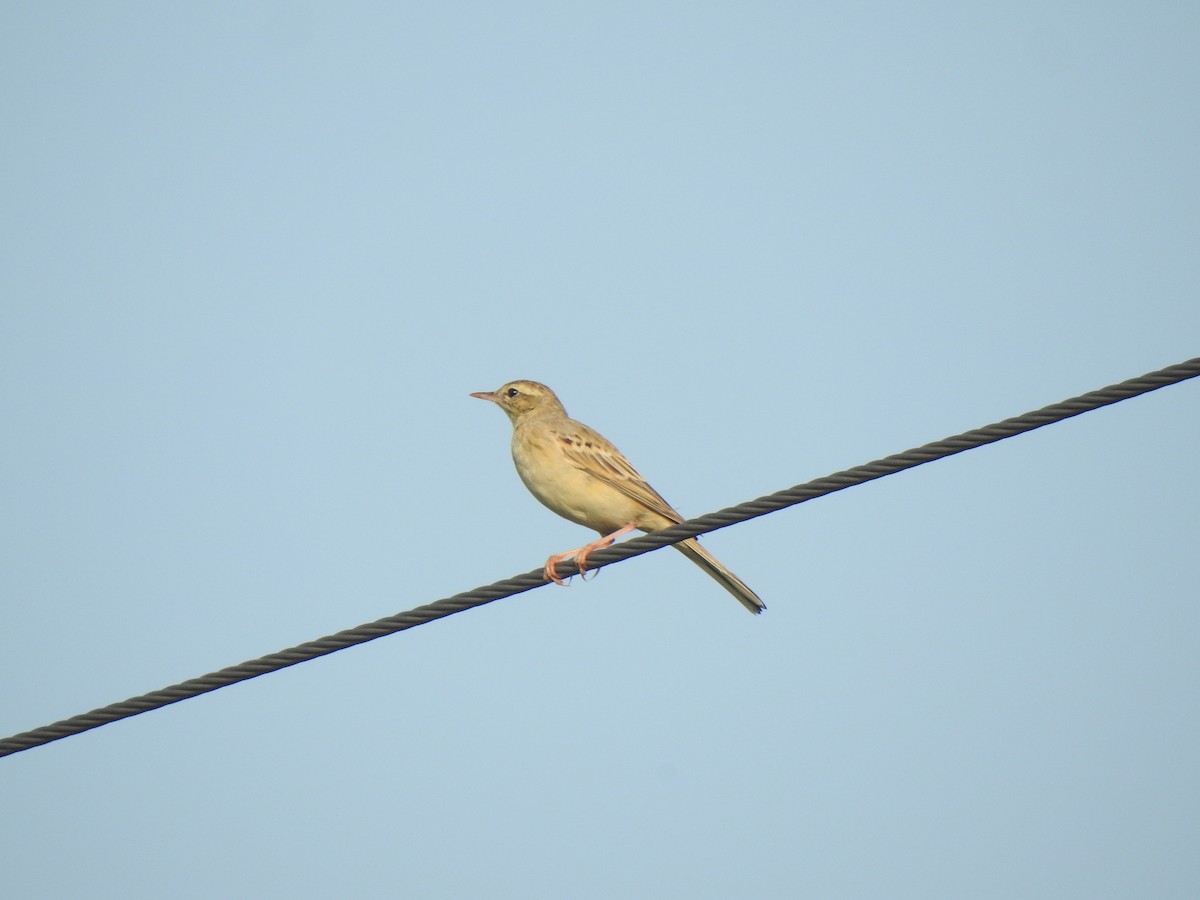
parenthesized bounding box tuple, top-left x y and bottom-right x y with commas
(573, 538, 613, 581)
(544, 550, 580, 586)
(543, 524, 639, 586)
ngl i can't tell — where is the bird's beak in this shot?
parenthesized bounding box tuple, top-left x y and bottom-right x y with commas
(470, 391, 498, 403)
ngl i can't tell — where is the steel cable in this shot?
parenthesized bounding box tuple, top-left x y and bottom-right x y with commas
(2, 357, 1197, 758)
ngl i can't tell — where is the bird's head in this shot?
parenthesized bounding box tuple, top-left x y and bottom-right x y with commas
(470, 380, 567, 424)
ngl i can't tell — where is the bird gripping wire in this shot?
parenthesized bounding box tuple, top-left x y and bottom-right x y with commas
(2, 357, 1197, 759)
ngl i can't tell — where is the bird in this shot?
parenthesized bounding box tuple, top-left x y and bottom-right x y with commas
(470, 380, 765, 614)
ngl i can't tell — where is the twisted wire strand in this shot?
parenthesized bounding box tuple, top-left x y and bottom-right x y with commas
(2, 357, 1197, 758)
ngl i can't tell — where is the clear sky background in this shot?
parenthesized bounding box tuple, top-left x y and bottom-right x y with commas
(2, 4, 1198, 898)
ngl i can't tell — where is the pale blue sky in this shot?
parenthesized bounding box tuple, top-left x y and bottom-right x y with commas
(2, 3, 1198, 898)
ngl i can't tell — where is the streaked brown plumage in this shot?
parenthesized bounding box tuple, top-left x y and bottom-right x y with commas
(471, 380, 765, 614)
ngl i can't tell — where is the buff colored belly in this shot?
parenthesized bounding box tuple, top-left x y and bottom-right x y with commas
(511, 430, 651, 535)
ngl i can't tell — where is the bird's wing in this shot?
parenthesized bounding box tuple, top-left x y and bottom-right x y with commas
(556, 419, 683, 525)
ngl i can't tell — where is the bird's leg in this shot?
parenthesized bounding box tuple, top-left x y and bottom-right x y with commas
(544, 523, 638, 585)
(575, 523, 637, 576)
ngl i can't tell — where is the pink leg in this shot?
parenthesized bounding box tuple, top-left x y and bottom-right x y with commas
(544, 523, 638, 584)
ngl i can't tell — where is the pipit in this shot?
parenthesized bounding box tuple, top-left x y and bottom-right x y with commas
(471, 380, 765, 614)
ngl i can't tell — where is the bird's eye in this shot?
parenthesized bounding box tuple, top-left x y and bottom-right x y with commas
(506, 388, 520, 398)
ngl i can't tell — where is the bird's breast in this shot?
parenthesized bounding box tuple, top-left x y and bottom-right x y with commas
(510, 425, 640, 534)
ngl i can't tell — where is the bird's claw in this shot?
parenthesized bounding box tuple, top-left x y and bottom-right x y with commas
(544, 553, 574, 586)
(574, 547, 599, 581)
(544, 529, 628, 587)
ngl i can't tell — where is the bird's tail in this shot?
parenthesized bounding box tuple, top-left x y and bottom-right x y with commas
(674, 538, 766, 615)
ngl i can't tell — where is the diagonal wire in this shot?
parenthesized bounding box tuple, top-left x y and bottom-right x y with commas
(2, 357, 1197, 759)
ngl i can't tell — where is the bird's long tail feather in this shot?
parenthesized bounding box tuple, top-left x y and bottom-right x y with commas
(674, 539, 766, 615)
